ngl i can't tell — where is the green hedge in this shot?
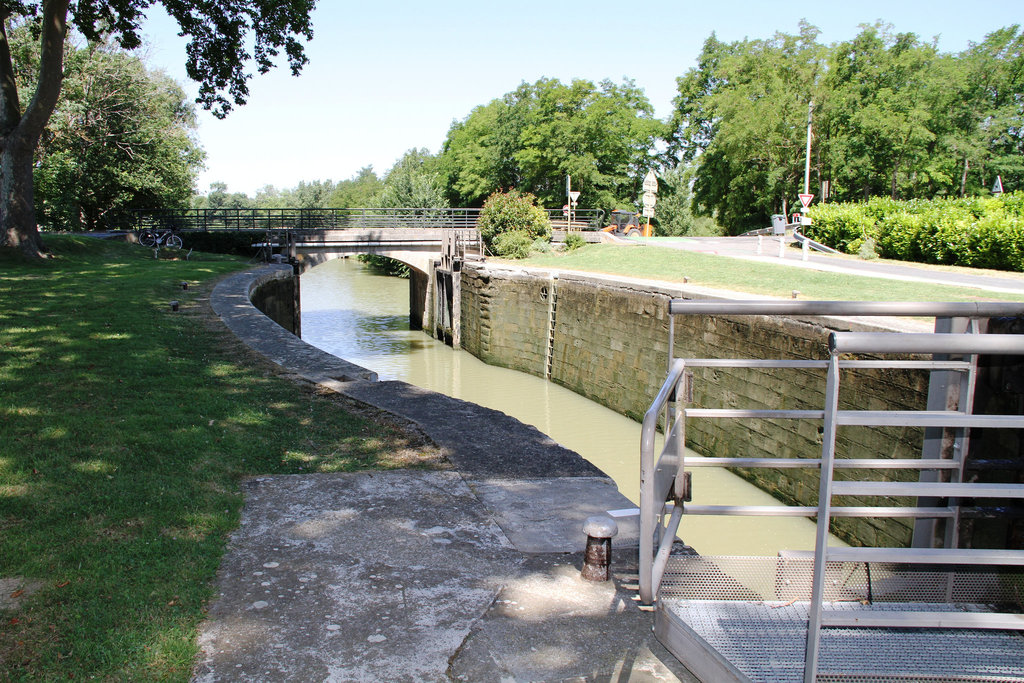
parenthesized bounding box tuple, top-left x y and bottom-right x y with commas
(805, 193, 1024, 271)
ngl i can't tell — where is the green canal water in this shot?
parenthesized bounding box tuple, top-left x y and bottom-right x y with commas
(300, 257, 841, 556)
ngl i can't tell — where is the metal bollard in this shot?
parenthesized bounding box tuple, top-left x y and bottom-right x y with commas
(802, 239, 809, 261)
(581, 515, 618, 582)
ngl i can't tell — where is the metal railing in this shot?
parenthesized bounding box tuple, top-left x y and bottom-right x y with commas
(641, 300, 1024, 683)
(130, 207, 607, 232)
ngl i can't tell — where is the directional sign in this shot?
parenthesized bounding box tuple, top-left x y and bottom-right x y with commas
(642, 170, 659, 193)
(798, 193, 814, 210)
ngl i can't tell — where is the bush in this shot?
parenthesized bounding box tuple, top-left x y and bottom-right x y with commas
(564, 233, 587, 251)
(358, 254, 410, 277)
(806, 192, 1024, 272)
(478, 189, 551, 251)
(492, 230, 534, 259)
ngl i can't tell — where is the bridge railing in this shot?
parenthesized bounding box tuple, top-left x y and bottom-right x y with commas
(130, 207, 607, 232)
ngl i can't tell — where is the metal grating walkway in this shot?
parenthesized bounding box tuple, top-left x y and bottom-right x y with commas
(659, 599, 1024, 683)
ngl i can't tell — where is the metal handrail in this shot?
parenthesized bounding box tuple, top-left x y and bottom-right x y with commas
(129, 207, 608, 232)
(645, 300, 1024, 682)
(668, 299, 1024, 318)
(639, 358, 686, 604)
(803, 331, 1024, 683)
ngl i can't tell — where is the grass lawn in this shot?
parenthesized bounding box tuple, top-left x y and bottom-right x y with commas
(0, 236, 443, 681)
(519, 243, 1024, 303)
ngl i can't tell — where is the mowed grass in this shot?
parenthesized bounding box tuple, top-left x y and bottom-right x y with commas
(520, 243, 1024, 302)
(0, 236, 441, 681)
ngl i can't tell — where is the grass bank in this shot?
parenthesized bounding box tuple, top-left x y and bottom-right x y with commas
(0, 236, 441, 681)
(520, 243, 1024, 302)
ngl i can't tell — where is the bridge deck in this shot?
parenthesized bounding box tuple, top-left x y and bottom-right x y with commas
(132, 207, 606, 232)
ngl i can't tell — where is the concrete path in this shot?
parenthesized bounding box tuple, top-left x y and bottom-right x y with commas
(192, 471, 686, 682)
(197, 269, 697, 682)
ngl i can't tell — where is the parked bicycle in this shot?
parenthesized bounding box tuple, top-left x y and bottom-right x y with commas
(138, 228, 183, 249)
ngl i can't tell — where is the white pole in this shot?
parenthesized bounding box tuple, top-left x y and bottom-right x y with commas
(804, 101, 813, 196)
(567, 175, 572, 230)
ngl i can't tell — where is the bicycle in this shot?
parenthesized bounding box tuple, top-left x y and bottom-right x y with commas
(138, 228, 183, 249)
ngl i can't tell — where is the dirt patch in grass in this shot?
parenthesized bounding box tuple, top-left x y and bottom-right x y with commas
(0, 577, 44, 612)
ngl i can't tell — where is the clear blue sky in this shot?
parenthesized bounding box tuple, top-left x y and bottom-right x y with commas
(139, 1, 1018, 197)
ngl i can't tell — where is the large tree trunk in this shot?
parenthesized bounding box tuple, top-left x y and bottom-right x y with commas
(0, 0, 70, 258)
(0, 132, 45, 257)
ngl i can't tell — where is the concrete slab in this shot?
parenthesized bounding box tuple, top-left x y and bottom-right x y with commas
(467, 477, 640, 553)
(194, 471, 692, 683)
(193, 471, 521, 682)
(450, 555, 696, 682)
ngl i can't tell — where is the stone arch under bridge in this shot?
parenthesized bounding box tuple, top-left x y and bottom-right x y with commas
(287, 229, 481, 342)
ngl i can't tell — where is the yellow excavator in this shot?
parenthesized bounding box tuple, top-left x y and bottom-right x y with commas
(601, 210, 653, 238)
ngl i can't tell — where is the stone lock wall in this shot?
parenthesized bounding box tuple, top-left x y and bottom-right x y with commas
(250, 268, 301, 336)
(458, 263, 931, 548)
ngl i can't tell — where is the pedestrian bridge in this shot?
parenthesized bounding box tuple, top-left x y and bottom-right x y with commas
(132, 206, 605, 272)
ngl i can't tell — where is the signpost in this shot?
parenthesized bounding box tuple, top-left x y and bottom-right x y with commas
(798, 193, 814, 227)
(642, 170, 658, 222)
(566, 176, 582, 231)
(642, 170, 658, 193)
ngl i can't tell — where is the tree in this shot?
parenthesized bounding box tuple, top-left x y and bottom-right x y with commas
(375, 148, 447, 209)
(1, 0, 315, 257)
(653, 164, 723, 236)
(327, 166, 382, 208)
(943, 26, 1024, 196)
(440, 77, 662, 215)
(194, 182, 251, 210)
(29, 37, 203, 230)
(821, 24, 945, 202)
(670, 23, 826, 232)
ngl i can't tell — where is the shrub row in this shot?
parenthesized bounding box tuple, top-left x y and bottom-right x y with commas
(805, 192, 1024, 271)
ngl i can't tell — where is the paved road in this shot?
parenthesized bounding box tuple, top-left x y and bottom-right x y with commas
(648, 235, 1024, 295)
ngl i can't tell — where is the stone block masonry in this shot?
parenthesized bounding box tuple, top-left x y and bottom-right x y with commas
(458, 263, 932, 548)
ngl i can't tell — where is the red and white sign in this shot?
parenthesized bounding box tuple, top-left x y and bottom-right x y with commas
(798, 193, 814, 209)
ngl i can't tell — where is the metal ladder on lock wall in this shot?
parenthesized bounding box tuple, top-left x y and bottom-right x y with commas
(639, 301, 1024, 683)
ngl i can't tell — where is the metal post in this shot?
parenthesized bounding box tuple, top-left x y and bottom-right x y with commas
(805, 101, 813, 196)
(581, 516, 618, 581)
(804, 345, 841, 683)
(913, 316, 969, 549)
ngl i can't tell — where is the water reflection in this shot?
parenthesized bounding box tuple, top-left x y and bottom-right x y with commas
(300, 257, 843, 556)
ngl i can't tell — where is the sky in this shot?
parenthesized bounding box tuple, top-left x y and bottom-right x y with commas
(138, 1, 1019, 198)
